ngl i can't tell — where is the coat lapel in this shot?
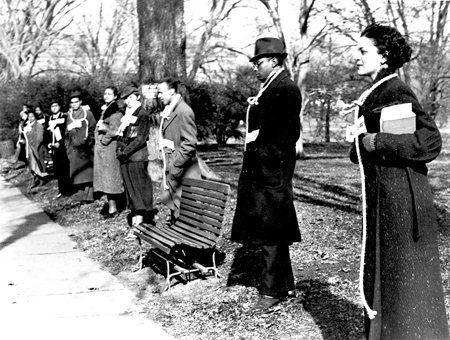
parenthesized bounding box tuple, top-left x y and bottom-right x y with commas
(162, 98, 182, 133)
(264, 70, 288, 96)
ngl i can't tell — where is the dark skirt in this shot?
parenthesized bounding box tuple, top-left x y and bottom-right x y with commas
(120, 161, 153, 212)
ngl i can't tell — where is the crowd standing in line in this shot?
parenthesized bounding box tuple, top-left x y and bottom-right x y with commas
(10, 25, 450, 338)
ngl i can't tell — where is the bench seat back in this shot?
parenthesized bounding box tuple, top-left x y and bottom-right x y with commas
(172, 178, 230, 249)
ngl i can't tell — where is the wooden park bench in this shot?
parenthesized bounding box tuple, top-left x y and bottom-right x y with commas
(133, 178, 231, 291)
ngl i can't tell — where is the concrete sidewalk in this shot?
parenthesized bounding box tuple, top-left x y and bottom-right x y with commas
(0, 176, 175, 340)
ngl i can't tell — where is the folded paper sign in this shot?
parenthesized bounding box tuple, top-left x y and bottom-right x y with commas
(380, 102, 415, 134)
(346, 103, 416, 142)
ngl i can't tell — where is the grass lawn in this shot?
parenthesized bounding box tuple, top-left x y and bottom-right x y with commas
(2, 133, 449, 340)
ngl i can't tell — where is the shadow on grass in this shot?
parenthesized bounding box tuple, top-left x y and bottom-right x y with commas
(435, 202, 450, 237)
(226, 244, 263, 289)
(226, 246, 364, 339)
(299, 279, 364, 340)
(0, 211, 49, 251)
(293, 175, 360, 214)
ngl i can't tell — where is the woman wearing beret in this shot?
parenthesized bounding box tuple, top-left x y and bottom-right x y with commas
(350, 23, 449, 339)
(116, 86, 153, 239)
(65, 91, 96, 203)
(94, 86, 124, 218)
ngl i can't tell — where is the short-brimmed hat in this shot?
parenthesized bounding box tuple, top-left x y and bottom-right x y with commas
(50, 99, 62, 107)
(69, 90, 82, 100)
(120, 86, 139, 99)
(249, 37, 287, 62)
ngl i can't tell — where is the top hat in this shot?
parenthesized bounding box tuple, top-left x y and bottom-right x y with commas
(120, 86, 139, 99)
(250, 37, 287, 62)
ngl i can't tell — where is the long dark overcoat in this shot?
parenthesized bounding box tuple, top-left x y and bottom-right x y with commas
(349, 72, 449, 340)
(93, 102, 124, 194)
(65, 107, 96, 185)
(231, 70, 302, 245)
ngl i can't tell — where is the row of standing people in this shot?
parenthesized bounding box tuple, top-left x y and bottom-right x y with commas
(16, 80, 201, 236)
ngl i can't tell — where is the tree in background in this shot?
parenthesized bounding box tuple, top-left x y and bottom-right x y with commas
(137, 0, 186, 82)
(0, 0, 83, 81)
(71, 0, 138, 79)
(136, 0, 220, 180)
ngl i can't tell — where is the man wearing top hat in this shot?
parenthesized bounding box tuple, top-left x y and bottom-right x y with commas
(65, 90, 96, 202)
(231, 37, 302, 312)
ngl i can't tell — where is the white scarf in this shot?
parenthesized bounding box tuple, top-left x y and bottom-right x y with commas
(159, 93, 181, 190)
(67, 108, 89, 139)
(354, 73, 397, 320)
(116, 102, 141, 136)
(244, 67, 284, 149)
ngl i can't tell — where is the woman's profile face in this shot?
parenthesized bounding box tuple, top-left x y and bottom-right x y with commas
(355, 36, 386, 80)
(104, 88, 117, 104)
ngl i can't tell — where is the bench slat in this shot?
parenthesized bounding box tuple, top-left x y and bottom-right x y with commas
(172, 221, 217, 243)
(180, 198, 225, 216)
(179, 209, 223, 228)
(177, 215, 221, 236)
(182, 186, 228, 202)
(182, 178, 230, 194)
(160, 227, 205, 248)
(135, 225, 176, 248)
(134, 230, 171, 254)
(182, 192, 227, 208)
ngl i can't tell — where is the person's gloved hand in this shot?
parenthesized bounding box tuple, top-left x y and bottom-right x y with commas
(361, 133, 377, 153)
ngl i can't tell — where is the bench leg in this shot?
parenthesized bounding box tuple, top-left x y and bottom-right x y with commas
(212, 251, 221, 278)
(135, 237, 143, 271)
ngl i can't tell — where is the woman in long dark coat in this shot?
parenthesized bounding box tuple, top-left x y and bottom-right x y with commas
(350, 23, 449, 340)
(65, 91, 96, 203)
(94, 86, 124, 218)
(116, 86, 153, 239)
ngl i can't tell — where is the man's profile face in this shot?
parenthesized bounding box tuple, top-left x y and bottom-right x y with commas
(252, 57, 274, 82)
(157, 82, 175, 106)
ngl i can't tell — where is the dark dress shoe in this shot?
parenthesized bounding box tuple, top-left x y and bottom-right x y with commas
(249, 295, 280, 313)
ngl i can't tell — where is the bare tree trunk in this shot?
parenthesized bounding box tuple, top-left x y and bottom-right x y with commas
(295, 0, 316, 159)
(137, 0, 186, 82)
(136, 0, 220, 181)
